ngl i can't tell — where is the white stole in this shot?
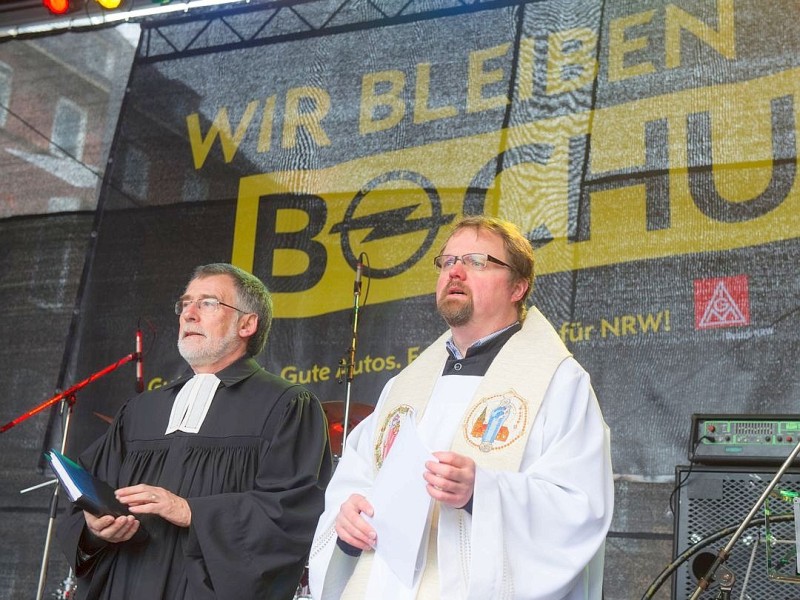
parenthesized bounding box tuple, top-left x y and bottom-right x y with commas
(345, 308, 572, 598)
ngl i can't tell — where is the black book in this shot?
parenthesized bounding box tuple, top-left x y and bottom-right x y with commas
(45, 448, 130, 518)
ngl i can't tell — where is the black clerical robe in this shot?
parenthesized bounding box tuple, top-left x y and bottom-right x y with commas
(57, 356, 333, 600)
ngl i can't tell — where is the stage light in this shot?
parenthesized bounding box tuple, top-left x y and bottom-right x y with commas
(42, 0, 71, 14)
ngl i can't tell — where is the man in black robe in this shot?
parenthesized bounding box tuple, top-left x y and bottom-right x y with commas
(57, 263, 333, 599)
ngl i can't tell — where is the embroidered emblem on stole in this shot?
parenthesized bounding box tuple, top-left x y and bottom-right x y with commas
(463, 390, 528, 452)
(374, 404, 414, 469)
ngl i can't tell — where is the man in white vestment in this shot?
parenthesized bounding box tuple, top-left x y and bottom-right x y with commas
(309, 216, 614, 599)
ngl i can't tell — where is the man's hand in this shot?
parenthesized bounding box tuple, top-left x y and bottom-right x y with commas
(84, 512, 140, 544)
(334, 493, 376, 551)
(424, 451, 475, 509)
(116, 484, 192, 528)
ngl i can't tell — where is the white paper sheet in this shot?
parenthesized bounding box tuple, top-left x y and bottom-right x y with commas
(365, 415, 435, 587)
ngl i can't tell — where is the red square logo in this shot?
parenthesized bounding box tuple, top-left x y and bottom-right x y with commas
(694, 275, 750, 330)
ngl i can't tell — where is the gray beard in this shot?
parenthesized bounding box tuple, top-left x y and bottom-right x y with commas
(177, 326, 240, 369)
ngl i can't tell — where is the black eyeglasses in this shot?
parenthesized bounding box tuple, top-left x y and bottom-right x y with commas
(174, 298, 248, 316)
(433, 253, 514, 272)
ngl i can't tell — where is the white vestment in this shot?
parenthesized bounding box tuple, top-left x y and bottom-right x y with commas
(309, 320, 614, 600)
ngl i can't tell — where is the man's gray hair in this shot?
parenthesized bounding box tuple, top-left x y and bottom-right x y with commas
(190, 263, 273, 356)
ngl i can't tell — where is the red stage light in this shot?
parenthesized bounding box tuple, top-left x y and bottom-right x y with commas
(42, 0, 71, 14)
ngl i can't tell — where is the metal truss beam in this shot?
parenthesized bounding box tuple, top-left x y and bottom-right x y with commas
(137, 0, 528, 63)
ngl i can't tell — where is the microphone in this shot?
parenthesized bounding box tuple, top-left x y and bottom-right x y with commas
(354, 258, 363, 295)
(135, 328, 144, 393)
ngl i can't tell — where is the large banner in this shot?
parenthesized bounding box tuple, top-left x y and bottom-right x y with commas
(67, 0, 799, 480)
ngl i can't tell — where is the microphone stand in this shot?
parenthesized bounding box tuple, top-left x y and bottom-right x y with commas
(2, 350, 140, 600)
(341, 264, 362, 453)
(641, 514, 792, 599)
(689, 436, 800, 599)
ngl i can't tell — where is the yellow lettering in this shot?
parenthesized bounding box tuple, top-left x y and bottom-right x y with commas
(608, 10, 656, 82)
(282, 86, 331, 149)
(665, 0, 735, 69)
(147, 377, 166, 391)
(232, 69, 800, 318)
(546, 28, 597, 95)
(517, 36, 536, 101)
(186, 100, 259, 169)
(414, 63, 458, 124)
(407, 346, 420, 365)
(601, 318, 619, 338)
(281, 365, 298, 383)
(279, 364, 331, 384)
(637, 311, 664, 333)
(360, 70, 406, 135)
(257, 95, 277, 153)
(621, 315, 637, 335)
(467, 43, 510, 113)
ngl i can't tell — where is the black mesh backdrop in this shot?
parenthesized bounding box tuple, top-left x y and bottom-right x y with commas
(2, 1, 800, 598)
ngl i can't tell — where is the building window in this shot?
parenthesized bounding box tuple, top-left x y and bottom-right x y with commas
(48, 196, 82, 213)
(0, 62, 12, 128)
(51, 97, 87, 160)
